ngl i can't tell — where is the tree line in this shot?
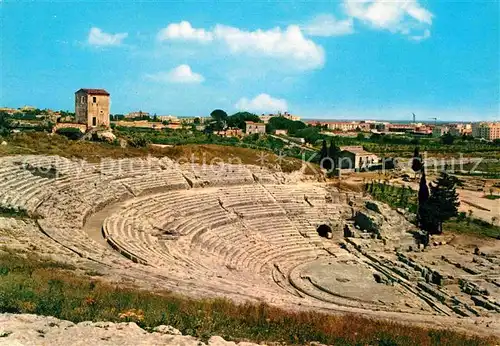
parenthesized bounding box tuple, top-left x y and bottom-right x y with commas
(318, 139, 341, 170)
(206, 109, 324, 144)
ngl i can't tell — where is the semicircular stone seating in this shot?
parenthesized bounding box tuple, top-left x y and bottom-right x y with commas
(100, 179, 364, 299)
(3, 154, 443, 313)
(3, 154, 499, 321)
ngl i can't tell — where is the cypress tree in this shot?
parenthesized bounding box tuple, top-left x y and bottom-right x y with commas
(319, 140, 331, 170)
(418, 168, 430, 205)
(319, 139, 328, 161)
(328, 139, 340, 169)
(411, 147, 423, 176)
(417, 167, 431, 242)
(420, 172, 460, 235)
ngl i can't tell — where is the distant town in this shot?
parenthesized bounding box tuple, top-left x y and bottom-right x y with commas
(0, 106, 500, 141)
(1, 87, 498, 142)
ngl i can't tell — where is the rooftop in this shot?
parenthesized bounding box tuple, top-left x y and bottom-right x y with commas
(75, 88, 110, 96)
(340, 145, 377, 156)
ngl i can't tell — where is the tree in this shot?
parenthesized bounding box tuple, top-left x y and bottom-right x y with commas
(462, 134, 473, 141)
(418, 168, 430, 205)
(0, 111, 12, 136)
(411, 147, 423, 176)
(417, 167, 430, 238)
(210, 109, 228, 131)
(328, 139, 341, 169)
(420, 172, 460, 234)
(227, 112, 260, 130)
(266, 116, 306, 135)
(441, 133, 455, 145)
(319, 139, 331, 170)
(294, 126, 321, 144)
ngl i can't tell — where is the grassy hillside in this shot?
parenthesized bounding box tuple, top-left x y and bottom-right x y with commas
(0, 132, 311, 173)
(0, 252, 494, 346)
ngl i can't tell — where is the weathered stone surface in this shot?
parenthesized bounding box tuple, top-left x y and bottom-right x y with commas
(97, 131, 117, 142)
(0, 313, 263, 346)
(153, 324, 182, 335)
(459, 279, 490, 296)
(471, 296, 500, 312)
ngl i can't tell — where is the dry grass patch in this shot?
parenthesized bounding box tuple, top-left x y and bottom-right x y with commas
(0, 133, 312, 173)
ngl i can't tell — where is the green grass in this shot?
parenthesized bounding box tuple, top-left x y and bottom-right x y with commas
(444, 218, 500, 239)
(0, 207, 30, 219)
(484, 195, 500, 200)
(0, 252, 494, 346)
(439, 161, 500, 178)
(365, 182, 418, 213)
(460, 162, 500, 173)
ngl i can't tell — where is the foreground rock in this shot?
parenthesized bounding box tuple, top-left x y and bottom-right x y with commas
(0, 313, 265, 346)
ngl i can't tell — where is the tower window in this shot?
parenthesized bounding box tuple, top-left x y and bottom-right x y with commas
(93, 97, 96, 103)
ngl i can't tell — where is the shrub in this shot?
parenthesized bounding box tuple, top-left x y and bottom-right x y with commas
(126, 136, 150, 148)
(56, 127, 84, 140)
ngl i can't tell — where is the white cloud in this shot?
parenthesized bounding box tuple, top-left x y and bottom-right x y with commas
(235, 94, 288, 112)
(157, 21, 213, 42)
(146, 64, 204, 84)
(156, 21, 324, 69)
(410, 29, 431, 41)
(87, 27, 128, 46)
(214, 24, 324, 69)
(344, 0, 432, 38)
(302, 14, 354, 37)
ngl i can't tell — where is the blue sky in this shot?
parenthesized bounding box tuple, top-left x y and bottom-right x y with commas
(1, 1, 499, 121)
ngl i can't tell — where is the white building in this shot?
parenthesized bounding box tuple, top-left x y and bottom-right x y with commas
(259, 112, 300, 124)
(245, 121, 266, 135)
(157, 115, 179, 122)
(432, 126, 448, 138)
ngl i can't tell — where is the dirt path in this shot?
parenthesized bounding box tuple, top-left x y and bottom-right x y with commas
(82, 203, 123, 248)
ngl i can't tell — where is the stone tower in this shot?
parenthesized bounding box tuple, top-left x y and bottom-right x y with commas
(75, 88, 110, 129)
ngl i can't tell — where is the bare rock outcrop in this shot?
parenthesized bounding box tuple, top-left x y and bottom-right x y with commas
(0, 313, 263, 346)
